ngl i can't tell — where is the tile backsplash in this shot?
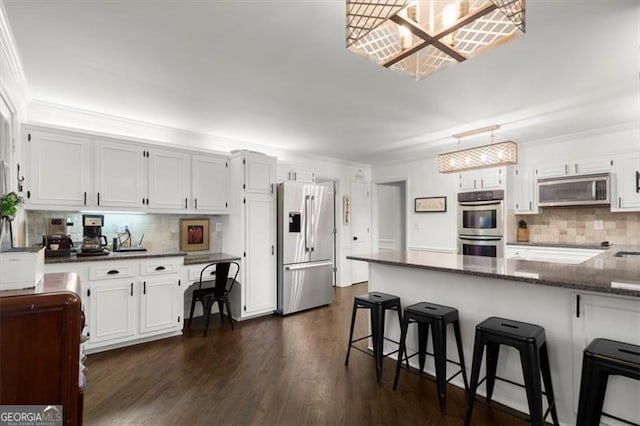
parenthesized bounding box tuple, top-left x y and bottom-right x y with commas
(514, 207, 640, 246)
(26, 211, 223, 253)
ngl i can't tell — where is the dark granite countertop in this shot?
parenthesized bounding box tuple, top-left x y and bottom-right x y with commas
(347, 248, 640, 297)
(182, 252, 241, 265)
(506, 241, 610, 250)
(45, 250, 186, 264)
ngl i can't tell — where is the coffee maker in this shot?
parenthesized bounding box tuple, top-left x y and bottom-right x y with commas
(44, 217, 73, 258)
(79, 214, 109, 256)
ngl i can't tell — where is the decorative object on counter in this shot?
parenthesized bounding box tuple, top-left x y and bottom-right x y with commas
(0, 191, 23, 251)
(180, 218, 209, 251)
(517, 219, 529, 242)
(415, 196, 447, 213)
(346, 0, 526, 81)
(343, 195, 350, 225)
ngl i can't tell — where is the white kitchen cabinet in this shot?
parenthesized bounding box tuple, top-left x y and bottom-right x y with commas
(24, 128, 93, 208)
(535, 157, 613, 179)
(572, 293, 640, 424)
(192, 154, 229, 213)
(139, 276, 180, 334)
(512, 166, 537, 214)
(87, 278, 138, 345)
(148, 148, 191, 211)
(276, 163, 315, 184)
(94, 139, 147, 209)
(505, 245, 604, 263)
(458, 167, 504, 191)
(223, 150, 276, 319)
(611, 151, 640, 211)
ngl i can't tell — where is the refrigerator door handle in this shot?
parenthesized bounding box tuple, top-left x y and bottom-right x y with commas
(304, 195, 310, 252)
(285, 261, 334, 271)
(310, 195, 315, 252)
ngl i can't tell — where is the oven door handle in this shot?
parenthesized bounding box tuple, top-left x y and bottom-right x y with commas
(458, 201, 503, 207)
(458, 236, 503, 241)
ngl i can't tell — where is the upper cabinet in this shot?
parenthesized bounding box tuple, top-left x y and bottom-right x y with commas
(94, 140, 147, 209)
(191, 154, 229, 212)
(611, 151, 640, 211)
(512, 166, 537, 214)
(25, 129, 93, 207)
(147, 148, 190, 211)
(23, 125, 229, 214)
(244, 153, 276, 194)
(535, 157, 613, 179)
(276, 163, 315, 184)
(458, 167, 504, 191)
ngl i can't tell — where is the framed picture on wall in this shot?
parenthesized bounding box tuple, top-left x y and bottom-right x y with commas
(415, 196, 447, 213)
(180, 218, 210, 251)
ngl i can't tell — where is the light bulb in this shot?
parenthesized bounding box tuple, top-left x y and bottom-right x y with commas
(399, 25, 412, 49)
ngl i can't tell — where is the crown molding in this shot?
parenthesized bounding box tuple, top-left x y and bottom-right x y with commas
(0, 1, 28, 100)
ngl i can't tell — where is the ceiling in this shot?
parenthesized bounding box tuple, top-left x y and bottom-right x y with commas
(3, 0, 639, 165)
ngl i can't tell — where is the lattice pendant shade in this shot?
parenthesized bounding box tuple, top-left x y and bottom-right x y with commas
(438, 141, 517, 173)
(346, 0, 526, 80)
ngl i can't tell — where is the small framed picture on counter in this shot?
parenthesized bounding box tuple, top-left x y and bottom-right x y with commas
(415, 196, 447, 213)
(180, 218, 210, 251)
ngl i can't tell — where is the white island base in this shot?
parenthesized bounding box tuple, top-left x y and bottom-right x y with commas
(367, 262, 640, 426)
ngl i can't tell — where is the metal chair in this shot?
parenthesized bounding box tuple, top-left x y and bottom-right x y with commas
(187, 261, 240, 336)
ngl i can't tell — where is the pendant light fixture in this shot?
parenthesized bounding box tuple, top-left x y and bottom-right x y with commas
(437, 125, 517, 173)
(346, 0, 526, 80)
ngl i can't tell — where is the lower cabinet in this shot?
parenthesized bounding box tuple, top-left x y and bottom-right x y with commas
(139, 277, 180, 334)
(88, 278, 137, 344)
(505, 245, 604, 263)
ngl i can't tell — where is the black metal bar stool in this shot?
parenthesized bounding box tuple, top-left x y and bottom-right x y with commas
(392, 301, 469, 414)
(345, 291, 407, 383)
(464, 317, 559, 426)
(576, 338, 640, 426)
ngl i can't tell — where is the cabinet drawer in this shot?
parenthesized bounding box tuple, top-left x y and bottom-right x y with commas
(187, 265, 216, 282)
(140, 261, 178, 276)
(89, 264, 136, 281)
(506, 247, 526, 259)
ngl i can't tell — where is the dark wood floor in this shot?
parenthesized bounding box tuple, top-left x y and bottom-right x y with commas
(85, 283, 531, 425)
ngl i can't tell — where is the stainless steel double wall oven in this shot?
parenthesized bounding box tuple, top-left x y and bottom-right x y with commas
(457, 189, 504, 258)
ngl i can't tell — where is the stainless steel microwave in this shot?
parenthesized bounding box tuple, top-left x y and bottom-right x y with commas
(537, 173, 610, 207)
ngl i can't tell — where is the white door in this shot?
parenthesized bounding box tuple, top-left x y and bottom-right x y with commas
(88, 279, 137, 344)
(27, 130, 92, 207)
(350, 180, 370, 284)
(376, 182, 405, 252)
(192, 154, 228, 212)
(244, 194, 276, 315)
(139, 277, 179, 334)
(94, 140, 147, 209)
(148, 148, 190, 210)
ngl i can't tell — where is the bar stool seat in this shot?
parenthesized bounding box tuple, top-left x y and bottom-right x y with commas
(345, 291, 407, 383)
(465, 317, 559, 426)
(576, 338, 640, 426)
(393, 301, 469, 414)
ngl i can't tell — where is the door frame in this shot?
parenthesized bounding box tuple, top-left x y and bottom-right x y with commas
(372, 177, 409, 253)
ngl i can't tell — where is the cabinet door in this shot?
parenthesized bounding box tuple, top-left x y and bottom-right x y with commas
(513, 166, 536, 213)
(243, 194, 276, 315)
(139, 277, 179, 334)
(536, 163, 569, 179)
(275, 164, 293, 183)
(94, 140, 147, 209)
(26, 129, 92, 207)
(573, 157, 612, 175)
(612, 152, 640, 211)
(244, 154, 275, 194)
(148, 149, 190, 210)
(192, 154, 229, 212)
(478, 168, 503, 189)
(291, 167, 315, 183)
(88, 279, 137, 344)
(458, 173, 477, 191)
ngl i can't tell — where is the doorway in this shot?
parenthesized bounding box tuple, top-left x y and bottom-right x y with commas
(373, 180, 407, 252)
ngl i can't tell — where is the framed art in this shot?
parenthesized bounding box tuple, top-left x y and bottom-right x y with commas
(415, 196, 447, 213)
(180, 218, 210, 251)
(343, 194, 351, 225)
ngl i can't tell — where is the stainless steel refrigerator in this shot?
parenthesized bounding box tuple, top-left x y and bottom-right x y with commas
(277, 181, 334, 315)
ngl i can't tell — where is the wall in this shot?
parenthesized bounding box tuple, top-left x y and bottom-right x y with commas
(25, 211, 223, 253)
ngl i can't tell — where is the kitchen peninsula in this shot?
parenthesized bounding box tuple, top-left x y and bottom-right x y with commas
(348, 249, 640, 425)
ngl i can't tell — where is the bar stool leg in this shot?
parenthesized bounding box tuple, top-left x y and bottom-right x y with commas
(520, 344, 544, 426)
(432, 318, 448, 414)
(576, 356, 609, 426)
(202, 297, 213, 337)
(539, 342, 559, 426)
(485, 342, 500, 403)
(453, 320, 469, 390)
(345, 300, 358, 366)
(393, 313, 410, 389)
(371, 304, 385, 383)
(418, 322, 429, 373)
(394, 304, 410, 368)
(464, 333, 486, 426)
(188, 294, 197, 328)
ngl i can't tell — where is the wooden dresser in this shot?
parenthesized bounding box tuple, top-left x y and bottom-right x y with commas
(0, 273, 85, 425)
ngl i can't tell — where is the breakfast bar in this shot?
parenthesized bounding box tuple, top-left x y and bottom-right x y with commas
(347, 249, 640, 425)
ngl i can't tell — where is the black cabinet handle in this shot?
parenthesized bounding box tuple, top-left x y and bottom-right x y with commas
(142, 197, 145, 205)
(636, 171, 639, 193)
(155, 266, 166, 271)
(576, 294, 580, 318)
(353, 236, 358, 241)
(97, 192, 100, 205)
(143, 281, 146, 295)
(107, 270, 119, 275)
(130, 282, 133, 296)
(195, 198, 198, 209)
(84, 192, 87, 205)
(185, 198, 188, 209)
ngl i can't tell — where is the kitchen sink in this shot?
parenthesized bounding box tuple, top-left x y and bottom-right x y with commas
(613, 251, 640, 258)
